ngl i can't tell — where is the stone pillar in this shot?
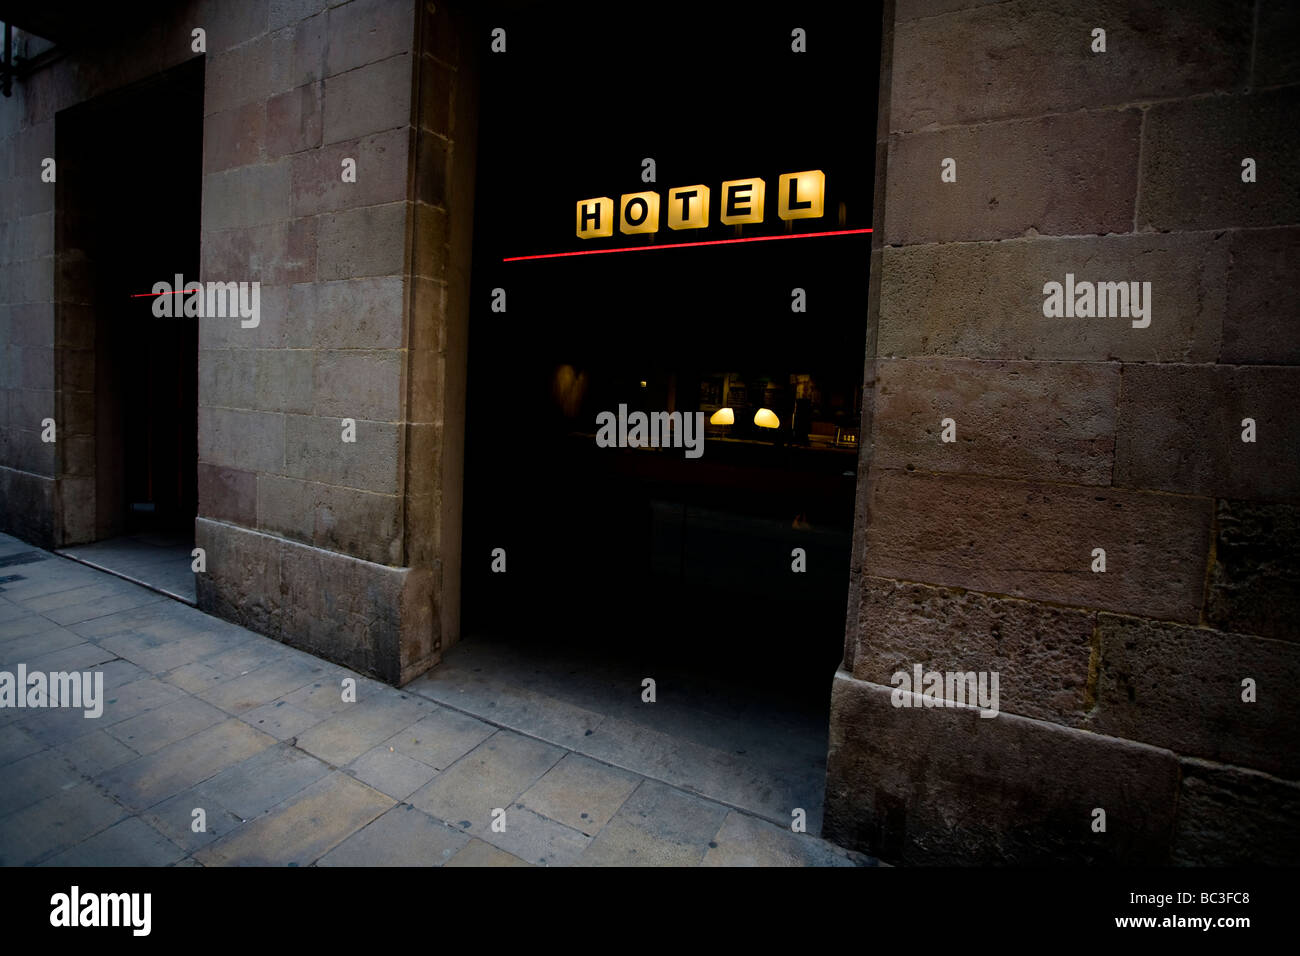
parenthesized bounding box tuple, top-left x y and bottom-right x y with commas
(402, 0, 480, 676)
(826, 0, 1300, 864)
(0, 46, 58, 546)
(194, 0, 480, 686)
(0, 1, 479, 686)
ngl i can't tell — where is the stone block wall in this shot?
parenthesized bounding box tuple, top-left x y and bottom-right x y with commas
(0, 25, 57, 545)
(193, 0, 422, 683)
(827, 0, 1300, 864)
(0, 0, 476, 685)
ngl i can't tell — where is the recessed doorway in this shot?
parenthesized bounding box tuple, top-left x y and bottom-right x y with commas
(55, 58, 203, 603)
(447, 1, 879, 831)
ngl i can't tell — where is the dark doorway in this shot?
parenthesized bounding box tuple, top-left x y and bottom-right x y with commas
(56, 57, 203, 597)
(457, 2, 879, 824)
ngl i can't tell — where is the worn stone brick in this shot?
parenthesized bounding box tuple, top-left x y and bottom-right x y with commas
(290, 127, 408, 216)
(7, 211, 53, 261)
(412, 201, 447, 281)
(196, 281, 296, 350)
(261, 476, 407, 568)
(283, 414, 400, 494)
(269, 14, 327, 95)
(203, 102, 266, 172)
(874, 357, 1119, 484)
(199, 347, 258, 410)
(197, 463, 257, 526)
(9, 388, 52, 432)
(404, 420, 442, 500)
(53, 303, 92, 350)
(292, 276, 404, 349)
(256, 473, 316, 544)
(1207, 499, 1300, 643)
(205, 35, 273, 115)
(270, 0, 329, 32)
(1139, 88, 1300, 231)
(198, 405, 285, 473)
(853, 576, 1096, 725)
(863, 469, 1213, 622)
(1113, 364, 1300, 500)
(326, 0, 415, 76)
(420, 0, 463, 68)
(16, 346, 53, 391)
(891, 0, 1251, 131)
(414, 129, 448, 209)
(59, 390, 94, 436)
(419, 54, 454, 135)
(1223, 227, 1300, 365)
(199, 0, 270, 52)
(14, 121, 54, 189)
(57, 349, 94, 393)
(322, 53, 413, 145)
(201, 227, 256, 285)
(256, 281, 309, 349)
(316, 201, 407, 279)
(266, 82, 322, 157)
(277, 536, 411, 681)
(824, 672, 1180, 863)
(1171, 759, 1300, 865)
(202, 219, 313, 287)
(203, 161, 292, 231)
(8, 424, 56, 475)
(313, 483, 402, 566)
(13, 257, 53, 303)
(283, 217, 317, 284)
(408, 276, 445, 350)
(257, 348, 314, 414)
(313, 350, 403, 421)
(0, 469, 55, 545)
(879, 232, 1227, 362)
(398, 566, 437, 682)
(885, 110, 1140, 243)
(11, 303, 53, 347)
(1088, 614, 1300, 778)
(56, 475, 95, 544)
(60, 435, 94, 477)
(195, 517, 284, 639)
(17, 176, 54, 218)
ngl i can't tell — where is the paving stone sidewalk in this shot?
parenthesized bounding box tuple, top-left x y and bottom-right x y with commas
(0, 533, 874, 867)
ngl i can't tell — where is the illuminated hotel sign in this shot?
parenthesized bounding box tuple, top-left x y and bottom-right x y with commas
(577, 170, 826, 239)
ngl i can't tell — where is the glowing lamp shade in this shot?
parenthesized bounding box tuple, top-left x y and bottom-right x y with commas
(754, 408, 780, 428)
(709, 407, 735, 425)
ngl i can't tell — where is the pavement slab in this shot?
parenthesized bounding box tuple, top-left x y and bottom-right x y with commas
(0, 532, 875, 867)
(317, 804, 469, 866)
(406, 730, 565, 836)
(193, 771, 394, 866)
(517, 752, 641, 837)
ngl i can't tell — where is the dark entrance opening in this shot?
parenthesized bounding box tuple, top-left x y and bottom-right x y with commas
(458, 2, 879, 826)
(56, 57, 203, 600)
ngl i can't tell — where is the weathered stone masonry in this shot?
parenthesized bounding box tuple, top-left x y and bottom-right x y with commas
(0, 0, 478, 686)
(826, 0, 1300, 864)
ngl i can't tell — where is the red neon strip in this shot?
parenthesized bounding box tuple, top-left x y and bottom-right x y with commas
(130, 290, 187, 298)
(503, 227, 872, 262)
